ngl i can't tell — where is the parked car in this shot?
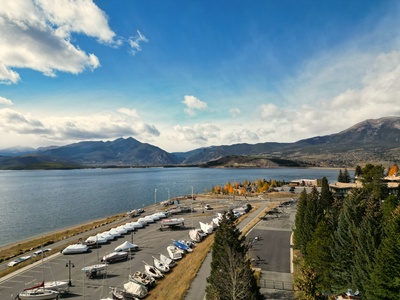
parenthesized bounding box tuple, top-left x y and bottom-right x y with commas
(33, 248, 52, 257)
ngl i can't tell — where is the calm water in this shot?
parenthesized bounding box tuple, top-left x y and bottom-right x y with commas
(0, 167, 342, 247)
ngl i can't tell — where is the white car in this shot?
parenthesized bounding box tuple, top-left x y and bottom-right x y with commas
(8, 255, 32, 267)
(33, 248, 52, 256)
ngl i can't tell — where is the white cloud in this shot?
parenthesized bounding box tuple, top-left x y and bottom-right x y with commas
(229, 108, 241, 117)
(117, 108, 139, 118)
(128, 30, 148, 56)
(259, 103, 280, 119)
(0, 107, 160, 145)
(0, 0, 122, 84)
(182, 95, 208, 116)
(0, 96, 13, 105)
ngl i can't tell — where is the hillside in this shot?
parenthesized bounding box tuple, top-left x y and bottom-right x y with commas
(0, 116, 399, 169)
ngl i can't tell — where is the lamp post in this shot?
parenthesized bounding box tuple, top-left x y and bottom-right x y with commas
(191, 186, 194, 228)
(154, 188, 157, 205)
(65, 260, 74, 287)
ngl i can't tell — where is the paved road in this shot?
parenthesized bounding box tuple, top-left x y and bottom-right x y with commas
(185, 199, 297, 300)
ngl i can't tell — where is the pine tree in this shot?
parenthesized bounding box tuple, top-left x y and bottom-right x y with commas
(352, 196, 382, 295)
(206, 211, 262, 300)
(343, 168, 351, 183)
(331, 190, 366, 292)
(365, 207, 400, 299)
(294, 189, 309, 253)
(337, 169, 344, 182)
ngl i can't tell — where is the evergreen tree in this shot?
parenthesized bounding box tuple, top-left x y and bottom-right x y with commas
(305, 220, 334, 292)
(343, 168, 351, 183)
(294, 189, 309, 254)
(319, 177, 334, 218)
(352, 196, 382, 295)
(206, 211, 262, 300)
(355, 165, 362, 178)
(331, 190, 366, 291)
(365, 207, 400, 299)
(337, 169, 344, 182)
(361, 164, 387, 200)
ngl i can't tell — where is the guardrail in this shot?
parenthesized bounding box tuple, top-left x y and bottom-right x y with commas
(259, 279, 294, 291)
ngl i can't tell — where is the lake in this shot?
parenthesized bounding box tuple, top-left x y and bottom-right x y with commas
(0, 167, 343, 247)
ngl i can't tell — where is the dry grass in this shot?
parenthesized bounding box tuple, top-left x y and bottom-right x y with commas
(146, 235, 215, 300)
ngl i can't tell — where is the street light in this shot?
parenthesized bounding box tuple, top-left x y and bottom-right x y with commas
(65, 260, 74, 287)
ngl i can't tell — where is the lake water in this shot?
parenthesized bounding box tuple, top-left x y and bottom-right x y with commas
(0, 167, 343, 247)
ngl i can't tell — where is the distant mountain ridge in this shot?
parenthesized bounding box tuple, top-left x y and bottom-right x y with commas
(0, 116, 399, 168)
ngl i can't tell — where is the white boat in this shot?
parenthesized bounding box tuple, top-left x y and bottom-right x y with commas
(129, 222, 144, 229)
(61, 244, 89, 254)
(44, 280, 69, 292)
(108, 228, 123, 237)
(129, 271, 155, 289)
(137, 218, 150, 225)
(85, 235, 108, 245)
(100, 231, 116, 241)
(166, 245, 183, 260)
(189, 229, 206, 242)
(81, 264, 107, 278)
(159, 253, 175, 268)
(160, 218, 185, 230)
(111, 287, 140, 300)
(143, 261, 163, 278)
(142, 216, 156, 223)
(148, 213, 161, 220)
(152, 256, 170, 273)
(123, 281, 148, 298)
(7, 255, 32, 267)
(199, 221, 213, 234)
(18, 281, 59, 300)
(101, 251, 129, 263)
(115, 241, 139, 252)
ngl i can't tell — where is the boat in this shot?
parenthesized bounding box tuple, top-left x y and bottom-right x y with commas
(199, 221, 213, 234)
(178, 239, 195, 249)
(61, 244, 89, 254)
(81, 264, 107, 279)
(101, 251, 129, 263)
(159, 253, 175, 267)
(115, 241, 139, 252)
(129, 271, 155, 289)
(152, 256, 170, 273)
(129, 222, 144, 229)
(123, 281, 148, 299)
(110, 287, 140, 300)
(143, 261, 163, 278)
(84, 235, 108, 246)
(173, 240, 193, 252)
(44, 280, 69, 292)
(18, 281, 59, 300)
(166, 245, 183, 260)
(160, 218, 185, 230)
(189, 229, 206, 242)
(8, 255, 32, 267)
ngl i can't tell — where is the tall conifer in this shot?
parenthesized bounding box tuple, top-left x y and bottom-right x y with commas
(206, 211, 262, 300)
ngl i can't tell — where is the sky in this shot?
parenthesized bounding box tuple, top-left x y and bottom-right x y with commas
(0, 0, 399, 153)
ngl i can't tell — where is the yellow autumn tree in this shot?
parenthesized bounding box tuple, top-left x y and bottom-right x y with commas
(388, 164, 399, 176)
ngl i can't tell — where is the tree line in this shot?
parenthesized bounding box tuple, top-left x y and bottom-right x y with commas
(293, 164, 400, 299)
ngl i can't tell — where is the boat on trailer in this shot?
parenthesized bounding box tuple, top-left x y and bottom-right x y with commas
(17, 281, 60, 300)
(173, 240, 193, 252)
(167, 245, 183, 260)
(159, 253, 175, 267)
(129, 271, 155, 289)
(152, 256, 170, 273)
(143, 261, 163, 278)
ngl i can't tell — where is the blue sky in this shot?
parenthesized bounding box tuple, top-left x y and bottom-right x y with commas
(0, 0, 399, 152)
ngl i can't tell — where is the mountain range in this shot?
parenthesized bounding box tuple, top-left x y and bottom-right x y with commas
(0, 116, 399, 169)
